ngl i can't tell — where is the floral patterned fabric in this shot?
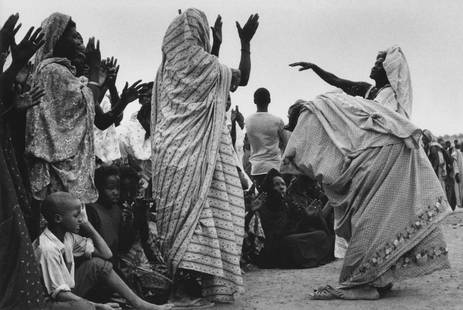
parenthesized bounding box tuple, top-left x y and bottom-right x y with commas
(26, 13, 97, 203)
(0, 104, 46, 309)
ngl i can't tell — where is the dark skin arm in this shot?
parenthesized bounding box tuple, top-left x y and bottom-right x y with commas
(85, 38, 141, 130)
(289, 62, 372, 97)
(102, 57, 123, 126)
(230, 106, 244, 149)
(0, 20, 44, 107)
(79, 205, 113, 260)
(234, 14, 259, 88)
(211, 15, 222, 57)
(94, 80, 143, 130)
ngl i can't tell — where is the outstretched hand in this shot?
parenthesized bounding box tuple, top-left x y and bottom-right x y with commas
(103, 56, 119, 87)
(120, 80, 143, 105)
(236, 14, 259, 43)
(11, 26, 44, 68)
(211, 15, 222, 45)
(0, 13, 21, 53)
(86, 37, 101, 71)
(289, 62, 316, 71)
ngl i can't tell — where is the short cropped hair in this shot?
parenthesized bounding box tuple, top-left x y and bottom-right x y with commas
(94, 165, 120, 192)
(254, 88, 271, 107)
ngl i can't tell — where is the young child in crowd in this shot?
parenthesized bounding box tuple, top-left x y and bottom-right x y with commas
(88, 165, 171, 304)
(86, 166, 128, 263)
(33, 191, 172, 310)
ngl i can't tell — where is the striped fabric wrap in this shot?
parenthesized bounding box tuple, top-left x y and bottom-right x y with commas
(151, 8, 244, 301)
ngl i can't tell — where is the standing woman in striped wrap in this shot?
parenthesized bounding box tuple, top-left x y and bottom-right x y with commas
(151, 8, 259, 308)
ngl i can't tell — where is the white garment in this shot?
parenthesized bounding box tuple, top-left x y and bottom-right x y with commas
(32, 228, 94, 298)
(94, 96, 121, 163)
(383, 45, 413, 119)
(452, 148, 463, 207)
(245, 112, 285, 175)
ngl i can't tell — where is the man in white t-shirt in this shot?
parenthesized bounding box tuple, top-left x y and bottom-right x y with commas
(245, 88, 286, 190)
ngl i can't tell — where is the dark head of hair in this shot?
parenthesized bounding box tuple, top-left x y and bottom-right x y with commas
(42, 191, 80, 225)
(95, 165, 120, 192)
(119, 165, 139, 183)
(262, 169, 284, 193)
(254, 88, 271, 108)
(285, 100, 305, 132)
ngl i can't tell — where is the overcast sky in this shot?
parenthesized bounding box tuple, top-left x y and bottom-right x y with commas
(2, 0, 463, 136)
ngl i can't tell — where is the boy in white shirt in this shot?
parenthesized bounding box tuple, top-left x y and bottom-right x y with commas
(33, 192, 171, 310)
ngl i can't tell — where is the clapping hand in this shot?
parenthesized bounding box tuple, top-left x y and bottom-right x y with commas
(120, 80, 143, 105)
(11, 26, 44, 68)
(86, 37, 101, 72)
(211, 15, 222, 45)
(231, 105, 244, 128)
(103, 57, 119, 87)
(0, 13, 21, 53)
(15, 85, 45, 110)
(236, 14, 259, 43)
(289, 62, 316, 71)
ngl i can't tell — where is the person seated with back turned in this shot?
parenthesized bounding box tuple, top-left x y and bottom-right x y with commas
(33, 191, 172, 309)
(245, 88, 286, 191)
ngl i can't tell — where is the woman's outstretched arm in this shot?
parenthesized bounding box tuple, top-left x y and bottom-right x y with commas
(289, 62, 371, 97)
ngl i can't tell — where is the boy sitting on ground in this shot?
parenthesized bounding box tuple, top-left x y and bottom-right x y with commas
(33, 191, 172, 310)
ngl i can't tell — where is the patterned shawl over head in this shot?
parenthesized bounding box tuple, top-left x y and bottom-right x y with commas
(383, 45, 412, 119)
(151, 8, 233, 274)
(26, 13, 96, 202)
(34, 12, 71, 65)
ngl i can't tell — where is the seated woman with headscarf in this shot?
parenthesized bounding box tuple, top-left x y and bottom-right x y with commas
(285, 46, 451, 300)
(26, 13, 143, 209)
(250, 169, 333, 269)
(151, 8, 258, 308)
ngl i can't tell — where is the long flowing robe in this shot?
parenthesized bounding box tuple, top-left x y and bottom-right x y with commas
(452, 148, 463, 207)
(282, 90, 451, 287)
(0, 104, 46, 309)
(151, 9, 244, 301)
(26, 13, 97, 203)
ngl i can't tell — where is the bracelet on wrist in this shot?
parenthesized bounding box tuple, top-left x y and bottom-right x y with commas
(88, 81, 101, 87)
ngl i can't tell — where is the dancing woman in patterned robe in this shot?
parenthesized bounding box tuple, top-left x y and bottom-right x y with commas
(151, 9, 258, 305)
(286, 47, 451, 300)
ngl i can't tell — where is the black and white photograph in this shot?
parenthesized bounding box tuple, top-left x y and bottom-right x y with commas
(0, 1, 462, 309)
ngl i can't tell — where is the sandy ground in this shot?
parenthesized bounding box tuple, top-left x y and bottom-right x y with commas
(216, 210, 463, 310)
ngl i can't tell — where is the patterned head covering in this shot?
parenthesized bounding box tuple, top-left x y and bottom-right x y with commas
(383, 45, 413, 119)
(34, 12, 71, 65)
(162, 8, 211, 58)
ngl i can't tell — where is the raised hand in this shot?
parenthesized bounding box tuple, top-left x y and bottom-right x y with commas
(236, 14, 259, 43)
(85, 37, 101, 71)
(211, 15, 222, 45)
(0, 13, 21, 53)
(235, 105, 244, 125)
(289, 62, 316, 71)
(15, 85, 45, 110)
(103, 57, 119, 87)
(120, 80, 143, 105)
(11, 26, 44, 68)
